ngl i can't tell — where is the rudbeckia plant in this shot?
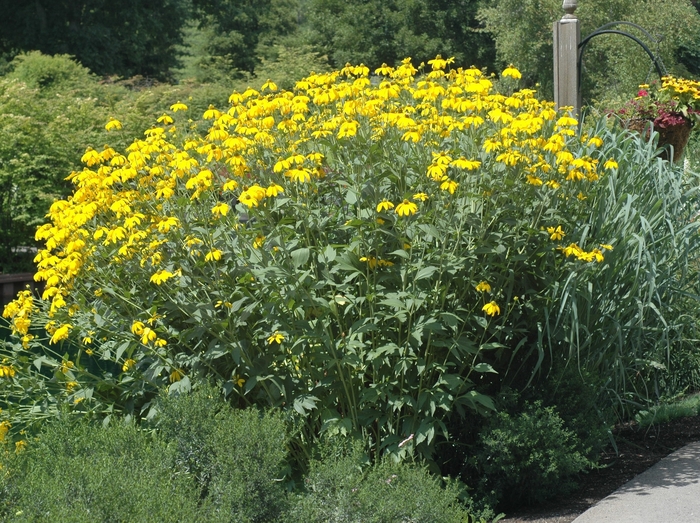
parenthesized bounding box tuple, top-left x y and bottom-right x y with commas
(4, 56, 675, 466)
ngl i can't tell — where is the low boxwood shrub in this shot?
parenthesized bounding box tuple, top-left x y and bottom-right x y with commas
(473, 401, 593, 509)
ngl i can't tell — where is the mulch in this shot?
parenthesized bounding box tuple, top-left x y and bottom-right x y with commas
(499, 414, 700, 523)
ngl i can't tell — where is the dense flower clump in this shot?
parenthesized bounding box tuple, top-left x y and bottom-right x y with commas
(2, 57, 618, 457)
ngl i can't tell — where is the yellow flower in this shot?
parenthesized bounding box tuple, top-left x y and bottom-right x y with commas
(547, 226, 565, 241)
(169, 369, 185, 383)
(600, 244, 614, 251)
(170, 101, 188, 112)
(482, 301, 501, 316)
(50, 324, 72, 344)
(15, 440, 27, 453)
(604, 158, 618, 170)
(412, 192, 429, 202)
(0, 420, 10, 442)
(560, 243, 583, 258)
(376, 199, 395, 212)
(266, 183, 284, 197)
(360, 256, 378, 269)
(502, 64, 522, 79)
(526, 175, 543, 186)
(338, 120, 359, 138)
(131, 321, 145, 336)
(211, 202, 230, 217)
(150, 269, 175, 285)
(556, 114, 578, 127)
(450, 157, 481, 170)
(157, 113, 174, 125)
(439, 178, 459, 194)
(0, 365, 16, 378)
(203, 105, 221, 119)
(205, 249, 223, 262)
(267, 332, 285, 344)
(475, 281, 491, 293)
(140, 327, 157, 345)
(223, 179, 239, 192)
(395, 199, 418, 216)
(59, 360, 74, 374)
(105, 118, 122, 131)
(122, 358, 136, 372)
(253, 235, 265, 249)
(80, 148, 102, 166)
(261, 79, 278, 92)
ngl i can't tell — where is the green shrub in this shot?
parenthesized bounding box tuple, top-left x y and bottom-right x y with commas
(0, 416, 202, 522)
(285, 437, 475, 523)
(0, 389, 480, 523)
(473, 401, 593, 509)
(5, 52, 96, 91)
(155, 384, 290, 522)
(529, 364, 612, 461)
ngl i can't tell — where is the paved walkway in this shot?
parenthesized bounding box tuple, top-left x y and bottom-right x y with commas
(572, 441, 700, 522)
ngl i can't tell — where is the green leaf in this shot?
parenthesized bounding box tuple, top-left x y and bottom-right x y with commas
(293, 394, 319, 415)
(415, 266, 438, 281)
(473, 363, 498, 374)
(169, 375, 191, 394)
(291, 247, 310, 267)
(321, 244, 336, 263)
(115, 341, 130, 361)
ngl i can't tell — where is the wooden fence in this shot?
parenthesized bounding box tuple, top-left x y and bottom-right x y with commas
(0, 273, 42, 307)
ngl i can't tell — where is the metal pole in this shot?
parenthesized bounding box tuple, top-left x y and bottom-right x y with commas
(553, 0, 581, 116)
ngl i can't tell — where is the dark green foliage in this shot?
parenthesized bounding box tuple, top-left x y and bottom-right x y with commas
(285, 437, 474, 523)
(0, 388, 480, 522)
(191, 0, 300, 79)
(474, 401, 593, 509)
(518, 364, 613, 464)
(305, 0, 495, 69)
(0, 416, 202, 522)
(155, 385, 291, 522)
(0, 0, 191, 80)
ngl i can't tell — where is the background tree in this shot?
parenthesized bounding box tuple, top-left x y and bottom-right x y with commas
(303, 0, 496, 70)
(478, 0, 700, 100)
(0, 0, 191, 80)
(189, 0, 301, 81)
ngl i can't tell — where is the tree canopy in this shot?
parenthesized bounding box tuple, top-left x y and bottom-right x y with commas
(0, 0, 191, 80)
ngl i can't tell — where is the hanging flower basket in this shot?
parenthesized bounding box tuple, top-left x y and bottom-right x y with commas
(627, 117, 694, 163)
(609, 76, 700, 163)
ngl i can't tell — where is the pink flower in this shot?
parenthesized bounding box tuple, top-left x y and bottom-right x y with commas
(638, 89, 649, 97)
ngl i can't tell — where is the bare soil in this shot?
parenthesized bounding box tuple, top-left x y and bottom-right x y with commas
(499, 415, 700, 523)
